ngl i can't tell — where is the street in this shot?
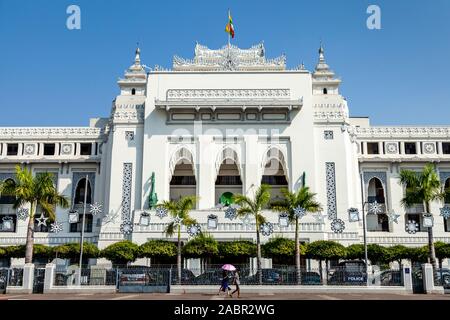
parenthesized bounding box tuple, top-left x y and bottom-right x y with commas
(1, 292, 449, 300)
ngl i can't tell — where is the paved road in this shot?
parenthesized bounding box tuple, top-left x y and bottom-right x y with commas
(1, 292, 449, 300)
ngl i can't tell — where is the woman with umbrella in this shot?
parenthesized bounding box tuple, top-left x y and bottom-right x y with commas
(218, 264, 235, 297)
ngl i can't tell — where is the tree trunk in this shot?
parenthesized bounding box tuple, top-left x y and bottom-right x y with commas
(256, 224, 262, 285)
(177, 225, 182, 285)
(295, 217, 301, 284)
(24, 201, 36, 264)
(425, 201, 438, 280)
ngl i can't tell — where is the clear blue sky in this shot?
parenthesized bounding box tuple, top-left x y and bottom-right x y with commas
(1, 0, 449, 126)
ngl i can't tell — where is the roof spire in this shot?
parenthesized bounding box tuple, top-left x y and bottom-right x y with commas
(135, 43, 141, 65)
(318, 41, 325, 62)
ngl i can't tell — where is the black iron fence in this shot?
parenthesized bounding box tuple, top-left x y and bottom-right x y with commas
(434, 268, 450, 289)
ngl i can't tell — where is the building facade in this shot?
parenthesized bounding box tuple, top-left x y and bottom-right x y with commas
(1, 42, 450, 254)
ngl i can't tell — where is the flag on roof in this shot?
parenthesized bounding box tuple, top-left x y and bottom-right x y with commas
(225, 10, 235, 38)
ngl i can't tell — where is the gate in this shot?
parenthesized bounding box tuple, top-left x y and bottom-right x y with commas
(0, 268, 8, 294)
(411, 264, 424, 294)
(117, 267, 170, 293)
(33, 268, 45, 294)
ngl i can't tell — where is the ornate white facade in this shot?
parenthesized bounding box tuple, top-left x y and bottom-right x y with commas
(1, 42, 450, 251)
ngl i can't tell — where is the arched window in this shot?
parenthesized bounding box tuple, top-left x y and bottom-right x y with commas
(74, 178, 92, 204)
(323, 88, 328, 94)
(131, 88, 136, 95)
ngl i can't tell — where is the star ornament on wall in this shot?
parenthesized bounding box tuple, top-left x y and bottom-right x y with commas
(440, 206, 450, 220)
(224, 207, 238, 221)
(260, 222, 274, 236)
(313, 212, 328, 224)
(241, 214, 252, 227)
(187, 224, 201, 237)
(50, 221, 63, 233)
(89, 202, 103, 215)
(155, 207, 168, 219)
(35, 213, 48, 227)
(120, 221, 133, 235)
(331, 219, 345, 233)
(368, 201, 383, 214)
(172, 215, 183, 226)
(387, 211, 400, 224)
(293, 206, 307, 219)
(405, 220, 419, 234)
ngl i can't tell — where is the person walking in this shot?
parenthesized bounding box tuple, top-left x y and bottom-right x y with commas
(218, 270, 231, 297)
(231, 269, 241, 298)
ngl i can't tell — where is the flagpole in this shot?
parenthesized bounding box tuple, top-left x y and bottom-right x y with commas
(228, 9, 231, 48)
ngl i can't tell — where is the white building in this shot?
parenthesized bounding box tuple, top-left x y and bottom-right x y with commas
(1, 42, 450, 256)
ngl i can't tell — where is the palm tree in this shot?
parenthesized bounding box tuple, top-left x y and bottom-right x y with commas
(399, 163, 445, 277)
(271, 186, 322, 284)
(160, 195, 198, 284)
(233, 184, 271, 285)
(0, 165, 69, 263)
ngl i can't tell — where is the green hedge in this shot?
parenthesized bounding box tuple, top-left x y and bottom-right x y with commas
(139, 240, 177, 263)
(305, 240, 347, 261)
(100, 240, 139, 265)
(182, 233, 219, 259)
(53, 242, 100, 260)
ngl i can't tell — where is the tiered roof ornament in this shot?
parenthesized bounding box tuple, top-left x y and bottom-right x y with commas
(312, 43, 340, 83)
(173, 42, 286, 71)
(118, 47, 147, 85)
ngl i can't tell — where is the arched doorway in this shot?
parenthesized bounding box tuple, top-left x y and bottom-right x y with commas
(261, 147, 288, 203)
(367, 177, 389, 232)
(70, 178, 93, 233)
(168, 147, 197, 202)
(215, 148, 242, 206)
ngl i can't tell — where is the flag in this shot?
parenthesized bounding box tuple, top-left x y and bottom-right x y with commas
(225, 10, 235, 38)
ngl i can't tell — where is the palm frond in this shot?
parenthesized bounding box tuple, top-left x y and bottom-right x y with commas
(164, 222, 175, 237)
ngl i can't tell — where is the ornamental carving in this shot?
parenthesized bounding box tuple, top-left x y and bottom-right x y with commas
(121, 163, 133, 226)
(166, 89, 290, 100)
(0, 127, 103, 138)
(423, 142, 436, 154)
(61, 144, 73, 155)
(325, 162, 337, 220)
(355, 126, 450, 138)
(24, 144, 36, 155)
(173, 43, 286, 71)
(385, 142, 398, 154)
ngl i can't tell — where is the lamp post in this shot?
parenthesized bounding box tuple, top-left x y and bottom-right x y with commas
(359, 172, 370, 287)
(77, 174, 89, 286)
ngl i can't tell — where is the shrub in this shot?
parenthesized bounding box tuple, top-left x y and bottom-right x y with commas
(101, 240, 139, 265)
(139, 240, 177, 263)
(2, 245, 53, 261)
(53, 242, 99, 261)
(217, 240, 256, 263)
(435, 241, 450, 265)
(182, 233, 218, 259)
(384, 245, 410, 264)
(345, 244, 365, 260)
(367, 244, 389, 265)
(262, 237, 305, 264)
(305, 240, 347, 261)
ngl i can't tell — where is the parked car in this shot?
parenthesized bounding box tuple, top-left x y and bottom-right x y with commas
(270, 269, 322, 285)
(170, 269, 196, 284)
(377, 270, 402, 286)
(328, 260, 367, 285)
(194, 270, 223, 285)
(244, 269, 282, 284)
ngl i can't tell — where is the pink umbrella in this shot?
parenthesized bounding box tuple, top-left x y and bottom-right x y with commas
(221, 264, 236, 271)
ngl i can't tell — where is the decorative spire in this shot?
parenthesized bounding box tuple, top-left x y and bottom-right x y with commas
(134, 45, 141, 65)
(318, 42, 325, 61)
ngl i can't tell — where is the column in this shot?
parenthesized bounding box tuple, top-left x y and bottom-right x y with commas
(402, 263, 413, 293)
(43, 263, 55, 293)
(22, 263, 35, 294)
(197, 136, 214, 209)
(244, 135, 259, 196)
(422, 263, 435, 294)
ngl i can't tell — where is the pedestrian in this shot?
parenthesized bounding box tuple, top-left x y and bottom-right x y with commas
(218, 270, 231, 296)
(231, 269, 241, 298)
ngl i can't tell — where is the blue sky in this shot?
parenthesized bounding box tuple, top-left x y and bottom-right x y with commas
(0, 0, 449, 126)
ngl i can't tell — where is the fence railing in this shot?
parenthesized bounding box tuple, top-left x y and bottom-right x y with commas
(434, 268, 450, 289)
